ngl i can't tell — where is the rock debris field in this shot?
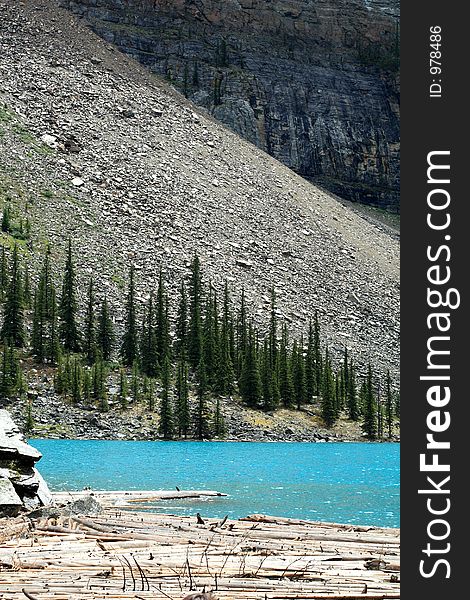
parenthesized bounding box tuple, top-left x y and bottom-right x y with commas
(0, 0, 399, 380)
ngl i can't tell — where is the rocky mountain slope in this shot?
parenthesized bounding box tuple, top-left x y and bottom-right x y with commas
(0, 0, 399, 384)
(60, 0, 400, 210)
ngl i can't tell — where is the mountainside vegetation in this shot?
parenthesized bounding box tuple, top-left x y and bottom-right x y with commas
(0, 206, 399, 441)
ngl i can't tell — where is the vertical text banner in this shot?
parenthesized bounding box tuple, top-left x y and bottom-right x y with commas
(402, 2, 466, 598)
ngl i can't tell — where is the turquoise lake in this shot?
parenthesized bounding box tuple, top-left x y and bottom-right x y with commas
(32, 440, 400, 528)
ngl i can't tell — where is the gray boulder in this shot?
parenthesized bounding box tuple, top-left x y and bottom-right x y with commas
(0, 410, 52, 517)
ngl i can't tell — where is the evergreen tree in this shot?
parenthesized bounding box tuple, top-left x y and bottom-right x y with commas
(25, 400, 34, 433)
(313, 311, 322, 395)
(176, 359, 190, 437)
(239, 324, 262, 408)
(54, 353, 71, 396)
(82, 369, 91, 404)
(213, 398, 226, 438)
(141, 292, 159, 377)
(0, 339, 20, 400)
(155, 269, 170, 365)
(194, 354, 212, 439)
(23, 265, 32, 309)
(321, 348, 337, 427)
(269, 287, 278, 371)
(236, 289, 248, 377)
(292, 339, 306, 410)
(71, 357, 82, 404)
(278, 324, 294, 408)
(84, 278, 97, 364)
(362, 364, 377, 439)
(121, 265, 138, 366)
(59, 239, 81, 352)
(342, 347, 349, 408)
(188, 255, 203, 369)
(1, 204, 11, 233)
(32, 247, 58, 363)
(394, 390, 400, 418)
(0, 246, 7, 300)
(1, 244, 25, 346)
(97, 297, 114, 361)
(215, 281, 235, 395)
(147, 378, 155, 412)
(131, 360, 140, 403)
(159, 355, 174, 439)
(175, 280, 188, 360)
(305, 319, 315, 403)
(346, 360, 359, 420)
(261, 337, 278, 411)
(203, 285, 219, 387)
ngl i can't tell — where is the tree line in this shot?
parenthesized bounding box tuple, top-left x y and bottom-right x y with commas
(0, 239, 399, 440)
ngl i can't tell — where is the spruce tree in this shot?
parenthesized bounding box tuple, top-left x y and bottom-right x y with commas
(362, 364, 377, 439)
(0, 246, 7, 300)
(215, 281, 235, 395)
(159, 354, 174, 439)
(155, 269, 169, 365)
(236, 289, 248, 377)
(278, 324, 294, 408)
(97, 297, 114, 361)
(23, 266, 32, 309)
(213, 398, 226, 438)
(1, 204, 11, 233)
(394, 390, 400, 418)
(141, 292, 159, 377)
(121, 265, 138, 366)
(32, 247, 57, 362)
(175, 280, 188, 360)
(176, 359, 190, 437)
(194, 354, 212, 439)
(261, 337, 278, 411)
(292, 339, 306, 410)
(188, 255, 203, 370)
(131, 360, 140, 403)
(305, 319, 315, 403)
(71, 357, 82, 404)
(313, 311, 322, 395)
(269, 287, 278, 370)
(84, 278, 97, 364)
(82, 369, 91, 404)
(321, 348, 337, 427)
(346, 360, 359, 420)
(1, 244, 25, 347)
(0, 339, 20, 399)
(239, 324, 262, 408)
(59, 239, 81, 352)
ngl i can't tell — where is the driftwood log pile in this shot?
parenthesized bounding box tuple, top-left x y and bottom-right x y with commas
(0, 492, 400, 599)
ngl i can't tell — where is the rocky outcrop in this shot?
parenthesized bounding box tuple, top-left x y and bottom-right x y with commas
(0, 410, 52, 516)
(61, 0, 400, 210)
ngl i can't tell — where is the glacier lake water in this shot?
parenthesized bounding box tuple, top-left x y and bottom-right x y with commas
(32, 440, 400, 528)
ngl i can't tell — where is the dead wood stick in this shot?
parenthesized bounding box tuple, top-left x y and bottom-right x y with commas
(22, 590, 40, 600)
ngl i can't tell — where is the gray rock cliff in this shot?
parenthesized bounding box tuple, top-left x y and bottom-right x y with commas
(0, 410, 52, 516)
(61, 0, 400, 210)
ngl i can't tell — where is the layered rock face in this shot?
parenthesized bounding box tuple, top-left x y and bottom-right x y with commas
(0, 411, 52, 516)
(62, 0, 400, 210)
